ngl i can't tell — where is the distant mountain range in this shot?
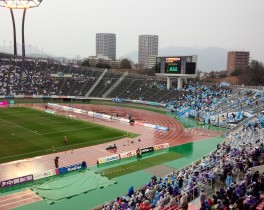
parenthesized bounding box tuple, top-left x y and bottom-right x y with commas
(1, 45, 228, 72)
(123, 46, 228, 72)
(0, 44, 46, 58)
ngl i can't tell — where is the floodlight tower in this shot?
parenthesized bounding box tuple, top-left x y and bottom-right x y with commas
(0, 0, 42, 57)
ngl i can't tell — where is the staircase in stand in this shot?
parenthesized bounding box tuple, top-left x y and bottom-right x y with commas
(85, 68, 107, 97)
(102, 71, 128, 98)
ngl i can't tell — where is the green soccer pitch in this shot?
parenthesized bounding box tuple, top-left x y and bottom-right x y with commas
(0, 107, 137, 163)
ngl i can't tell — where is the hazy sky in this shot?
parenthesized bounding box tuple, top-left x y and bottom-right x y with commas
(0, 0, 263, 62)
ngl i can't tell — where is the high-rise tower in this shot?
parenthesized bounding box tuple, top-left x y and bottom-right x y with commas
(138, 35, 159, 69)
(96, 33, 116, 60)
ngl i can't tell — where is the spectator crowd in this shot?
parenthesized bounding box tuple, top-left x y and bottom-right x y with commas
(2, 54, 264, 210)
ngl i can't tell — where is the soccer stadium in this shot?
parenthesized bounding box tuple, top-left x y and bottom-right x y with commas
(1, 1, 264, 210)
(1, 51, 264, 210)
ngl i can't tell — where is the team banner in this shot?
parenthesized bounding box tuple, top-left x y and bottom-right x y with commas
(119, 150, 137, 159)
(112, 98, 125, 103)
(45, 109, 55, 115)
(134, 121, 145, 126)
(218, 113, 227, 125)
(48, 103, 169, 131)
(33, 169, 56, 180)
(95, 113, 103, 118)
(98, 154, 120, 164)
(73, 108, 86, 114)
(48, 103, 60, 108)
(155, 125, 169, 131)
(97, 143, 170, 164)
(56, 162, 87, 175)
(119, 118, 130, 123)
(67, 107, 74, 111)
(144, 123, 157, 129)
(88, 111, 94, 116)
(210, 115, 219, 125)
(227, 113, 236, 123)
(0, 101, 8, 106)
(153, 143, 169, 151)
(244, 112, 253, 117)
(0, 101, 9, 108)
(227, 111, 244, 123)
(135, 121, 169, 131)
(102, 114, 112, 119)
(140, 147, 154, 154)
(62, 106, 69, 111)
(129, 99, 166, 107)
(0, 174, 33, 188)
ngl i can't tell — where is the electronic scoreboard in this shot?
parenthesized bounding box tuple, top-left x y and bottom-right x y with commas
(155, 55, 197, 76)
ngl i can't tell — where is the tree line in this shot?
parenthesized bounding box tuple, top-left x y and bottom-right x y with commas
(206, 60, 264, 85)
(81, 58, 132, 69)
(230, 60, 264, 85)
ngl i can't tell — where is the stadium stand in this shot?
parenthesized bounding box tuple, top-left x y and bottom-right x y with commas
(89, 70, 123, 97)
(97, 119, 264, 210)
(1, 53, 264, 210)
(107, 75, 141, 99)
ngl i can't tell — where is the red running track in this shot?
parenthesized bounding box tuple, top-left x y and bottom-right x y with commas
(0, 104, 223, 181)
(0, 104, 223, 210)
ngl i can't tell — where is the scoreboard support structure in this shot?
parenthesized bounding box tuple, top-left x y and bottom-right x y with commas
(155, 55, 197, 90)
(167, 77, 171, 90)
(166, 77, 185, 90)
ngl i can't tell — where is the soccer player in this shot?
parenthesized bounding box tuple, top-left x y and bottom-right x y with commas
(54, 157, 59, 168)
(136, 148, 141, 160)
(64, 136, 68, 144)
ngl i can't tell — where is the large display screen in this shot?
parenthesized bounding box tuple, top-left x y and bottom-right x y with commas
(185, 62, 196, 74)
(155, 56, 196, 75)
(165, 57, 181, 74)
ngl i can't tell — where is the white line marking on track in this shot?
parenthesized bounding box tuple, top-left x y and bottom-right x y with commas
(0, 191, 36, 203)
(0, 195, 41, 208)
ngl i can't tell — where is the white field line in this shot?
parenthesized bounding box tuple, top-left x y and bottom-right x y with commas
(33, 115, 58, 123)
(39, 126, 98, 135)
(0, 135, 124, 161)
(0, 125, 16, 127)
(0, 108, 33, 115)
(0, 119, 40, 135)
